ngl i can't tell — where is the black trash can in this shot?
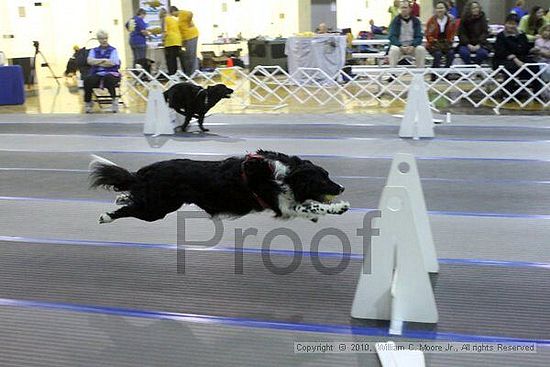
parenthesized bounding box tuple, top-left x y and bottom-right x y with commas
(247, 38, 288, 71)
(9, 57, 35, 85)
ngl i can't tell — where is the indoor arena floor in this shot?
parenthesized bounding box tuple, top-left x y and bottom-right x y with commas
(1, 112, 549, 366)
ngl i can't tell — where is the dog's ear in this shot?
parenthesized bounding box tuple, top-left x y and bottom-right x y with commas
(163, 88, 175, 103)
(284, 167, 312, 203)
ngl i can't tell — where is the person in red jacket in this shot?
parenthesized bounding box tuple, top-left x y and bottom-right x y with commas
(411, 0, 420, 17)
(426, 1, 457, 71)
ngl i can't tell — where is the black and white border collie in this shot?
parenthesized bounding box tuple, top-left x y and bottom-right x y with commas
(89, 150, 349, 223)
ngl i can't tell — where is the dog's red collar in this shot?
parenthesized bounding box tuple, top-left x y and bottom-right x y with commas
(241, 153, 273, 210)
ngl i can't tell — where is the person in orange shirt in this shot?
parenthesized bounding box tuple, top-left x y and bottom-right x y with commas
(164, 6, 183, 75)
(425, 1, 457, 71)
(177, 8, 199, 76)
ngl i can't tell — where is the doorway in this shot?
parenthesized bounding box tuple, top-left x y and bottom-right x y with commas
(311, 0, 337, 32)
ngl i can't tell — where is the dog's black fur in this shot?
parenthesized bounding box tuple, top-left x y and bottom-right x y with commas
(90, 150, 349, 224)
(163, 82, 233, 132)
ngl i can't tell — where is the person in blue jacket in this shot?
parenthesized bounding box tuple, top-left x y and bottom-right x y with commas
(388, 1, 427, 68)
(125, 8, 150, 67)
(447, 1, 459, 18)
(510, 0, 528, 20)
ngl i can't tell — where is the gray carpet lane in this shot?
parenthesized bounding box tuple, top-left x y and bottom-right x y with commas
(3, 133, 550, 161)
(1, 170, 549, 215)
(4, 307, 548, 367)
(4, 123, 550, 142)
(0, 112, 549, 127)
(3, 199, 550, 264)
(0, 241, 548, 340)
(0, 306, 371, 367)
(3, 151, 550, 183)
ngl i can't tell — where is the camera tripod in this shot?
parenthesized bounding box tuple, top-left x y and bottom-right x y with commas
(32, 41, 61, 86)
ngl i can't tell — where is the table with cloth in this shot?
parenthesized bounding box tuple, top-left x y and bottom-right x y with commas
(0, 65, 25, 105)
(285, 35, 347, 85)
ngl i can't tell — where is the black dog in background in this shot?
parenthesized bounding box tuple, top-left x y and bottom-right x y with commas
(89, 150, 349, 224)
(163, 82, 233, 132)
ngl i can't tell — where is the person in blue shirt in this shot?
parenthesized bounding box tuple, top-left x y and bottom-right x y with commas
(84, 30, 121, 113)
(510, 0, 528, 20)
(447, 1, 459, 18)
(125, 8, 150, 67)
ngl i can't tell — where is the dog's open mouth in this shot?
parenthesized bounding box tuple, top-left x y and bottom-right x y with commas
(224, 90, 234, 98)
(322, 194, 337, 203)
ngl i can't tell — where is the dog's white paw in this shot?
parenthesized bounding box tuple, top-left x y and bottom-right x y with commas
(115, 193, 131, 205)
(98, 213, 113, 224)
(329, 201, 350, 215)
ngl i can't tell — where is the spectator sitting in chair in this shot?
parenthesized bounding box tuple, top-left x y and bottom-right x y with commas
(510, 0, 528, 20)
(533, 24, 550, 84)
(493, 14, 540, 95)
(388, 0, 401, 22)
(518, 6, 548, 45)
(447, 1, 459, 19)
(84, 30, 121, 114)
(388, 1, 427, 68)
(369, 19, 388, 35)
(426, 1, 457, 74)
(457, 1, 490, 65)
(317, 22, 329, 34)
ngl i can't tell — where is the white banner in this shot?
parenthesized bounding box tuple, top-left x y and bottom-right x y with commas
(140, 0, 170, 47)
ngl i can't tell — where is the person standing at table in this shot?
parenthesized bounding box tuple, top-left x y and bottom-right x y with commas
(125, 8, 150, 67)
(164, 6, 183, 75)
(178, 8, 199, 76)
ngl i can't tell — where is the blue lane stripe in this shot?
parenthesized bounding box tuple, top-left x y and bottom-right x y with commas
(0, 297, 548, 345)
(0, 235, 174, 250)
(2, 194, 550, 220)
(3, 167, 550, 186)
(3, 148, 550, 164)
(2, 235, 549, 270)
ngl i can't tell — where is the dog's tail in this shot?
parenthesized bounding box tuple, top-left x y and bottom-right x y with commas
(89, 154, 138, 191)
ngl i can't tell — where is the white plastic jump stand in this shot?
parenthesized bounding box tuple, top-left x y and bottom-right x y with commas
(399, 73, 434, 140)
(351, 186, 438, 334)
(144, 83, 174, 136)
(376, 341, 426, 367)
(386, 154, 438, 273)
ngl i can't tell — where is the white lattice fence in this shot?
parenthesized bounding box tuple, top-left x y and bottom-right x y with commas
(123, 64, 549, 114)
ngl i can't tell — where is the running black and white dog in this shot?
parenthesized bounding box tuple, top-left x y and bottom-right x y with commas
(89, 151, 349, 224)
(163, 82, 233, 132)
